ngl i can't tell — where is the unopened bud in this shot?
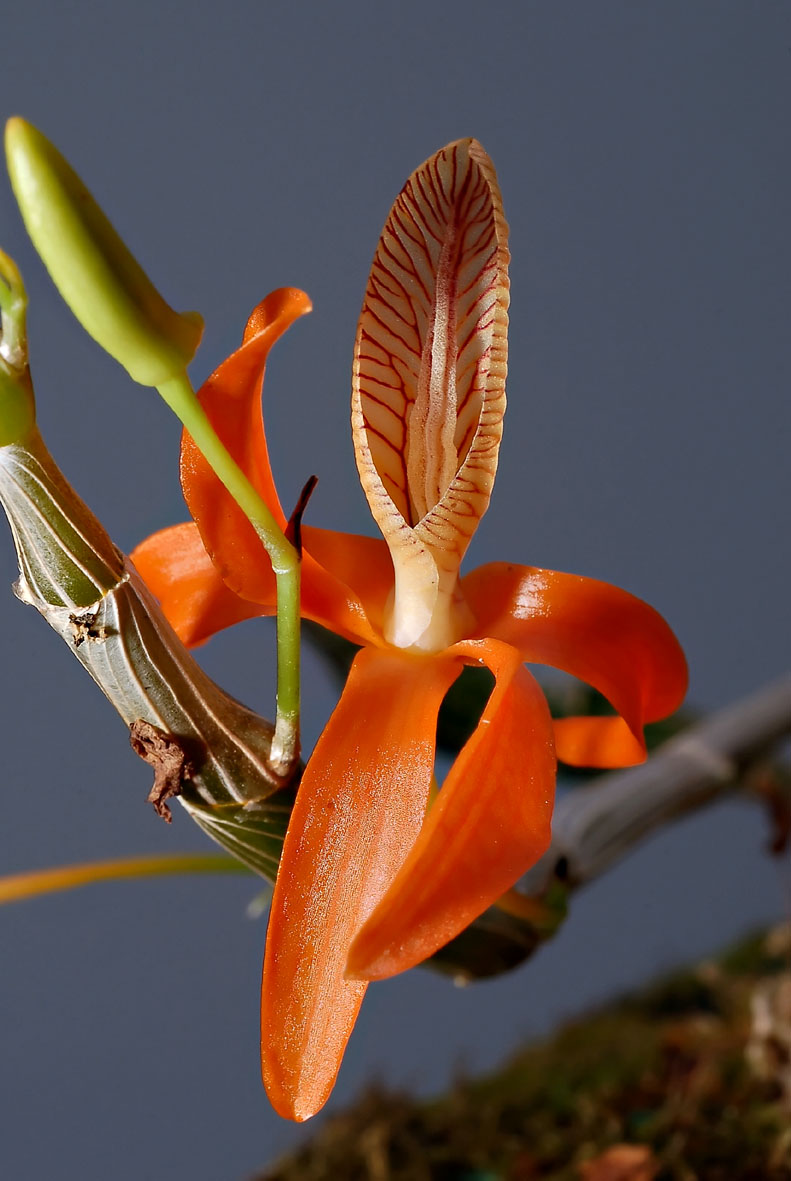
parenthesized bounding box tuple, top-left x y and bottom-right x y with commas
(5, 118, 202, 387)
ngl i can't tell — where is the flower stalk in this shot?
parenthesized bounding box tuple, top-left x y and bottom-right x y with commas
(157, 372, 301, 773)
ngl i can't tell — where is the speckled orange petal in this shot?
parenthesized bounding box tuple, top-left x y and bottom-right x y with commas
(261, 645, 460, 1121)
(347, 637, 555, 982)
(181, 291, 388, 646)
(462, 563, 688, 768)
(131, 522, 269, 647)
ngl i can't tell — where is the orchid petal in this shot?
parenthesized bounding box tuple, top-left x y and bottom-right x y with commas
(352, 140, 510, 649)
(260, 645, 460, 1121)
(301, 525, 393, 643)
(347, 638, 555, 981)
(180, 291, 389, 645)
(180, 287, 308, 599)
(131, 522, 268, 647)
(463, 563, 688, 767)
(552, 716, 648, 767)
(132, 519, 393, 649)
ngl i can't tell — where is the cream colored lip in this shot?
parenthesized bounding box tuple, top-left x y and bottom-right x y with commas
(352, 138, 511, 651)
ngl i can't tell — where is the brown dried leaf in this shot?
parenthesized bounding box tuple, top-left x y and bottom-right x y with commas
(129, 719, 194, 823)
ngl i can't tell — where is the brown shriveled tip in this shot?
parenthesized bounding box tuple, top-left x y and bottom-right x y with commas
(129, 719, 195, 822)
(284, 474, 318, 555)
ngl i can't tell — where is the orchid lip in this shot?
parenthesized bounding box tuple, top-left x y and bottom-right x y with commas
(352, 138, 510, 653)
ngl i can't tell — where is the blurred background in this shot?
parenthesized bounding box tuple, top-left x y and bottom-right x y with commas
(0, 3, 788, 1177)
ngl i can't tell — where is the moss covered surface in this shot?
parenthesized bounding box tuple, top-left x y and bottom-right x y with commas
(258, 930, 791, 1180)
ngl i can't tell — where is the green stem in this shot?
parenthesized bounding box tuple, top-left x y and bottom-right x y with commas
(158, 372, 301, 775)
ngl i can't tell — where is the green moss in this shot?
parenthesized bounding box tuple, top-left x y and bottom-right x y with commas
(259, 930, 791, 1180)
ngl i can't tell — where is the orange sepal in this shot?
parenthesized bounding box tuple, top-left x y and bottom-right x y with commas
(180, 288, 309, 603)
(131, 522, 268, 647)
(463, 563, 688, 768)
(132, 519, 396, 649)
(181, 291, 391, 646)
(261, 645, 461, 1121)
(552, 716, 648, 768)
(301, 525, 393, 641)
(347, 638, 556, 982)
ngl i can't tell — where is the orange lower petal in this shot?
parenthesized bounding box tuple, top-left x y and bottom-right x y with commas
(552, 716, 647, 768)
(261, 645, 460, 1121)
(347, 637, 556, 982)
(463, 563, 688, 768)
(131, 522, 270, 646)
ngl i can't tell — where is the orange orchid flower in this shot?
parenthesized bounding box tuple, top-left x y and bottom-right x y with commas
(132, 139, 687, 1120)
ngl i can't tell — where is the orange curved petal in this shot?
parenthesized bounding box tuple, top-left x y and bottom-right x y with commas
(347, 637, 555, 982)
(181, 291, 388, 645)
(552, 716, 648, 767)
(261, 645, 460, 1121)
(180, 288, 308, 601)
(299, 527, 392, 646)
(131, 522, 269, 647)
(301, 525, 393, 637)
(463, 562, 688, 767)
(133, 520, 394, 649)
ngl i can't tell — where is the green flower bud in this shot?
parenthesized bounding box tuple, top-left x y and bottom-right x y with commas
(0, 248, 36, 446)
(5, 118, 203, 387)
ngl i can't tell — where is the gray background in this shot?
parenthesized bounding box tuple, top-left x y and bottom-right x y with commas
(0, 3, 788, 1177)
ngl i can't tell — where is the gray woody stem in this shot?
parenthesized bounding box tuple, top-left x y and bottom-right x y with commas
(523, 674, 791, 893)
